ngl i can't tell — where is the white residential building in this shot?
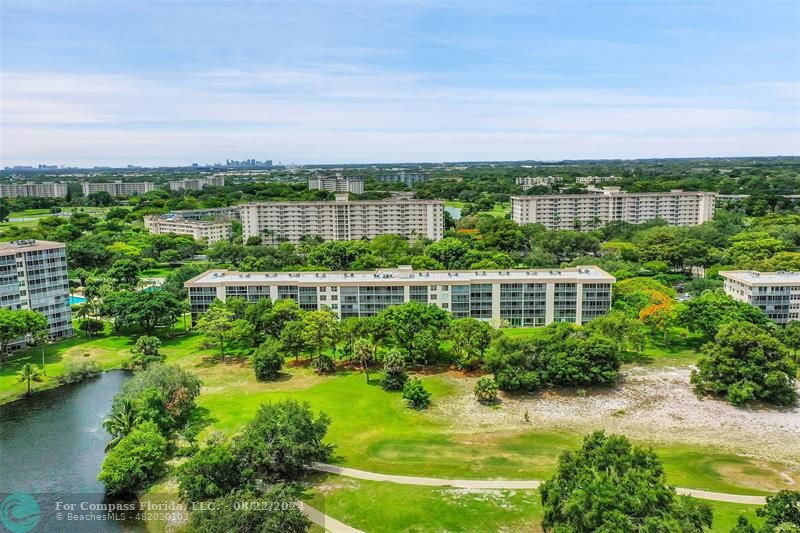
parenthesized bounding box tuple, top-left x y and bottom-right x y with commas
(186, 265, 615, 326)
(168, 176, 225, 191)
(0, 182, 68, 198)
(516, 176, 562, 191)
(144, 215, 232, 244)
(720, 270, 800, 325)
(575, 176, 623, 184)
(240, 194, 444, 243)
(0, 240, 73, 343)
(511, 187, 716, 230)
(308, 175, 365, 194)
(81, 180, 155, 196)
(375, 172, 429, 187)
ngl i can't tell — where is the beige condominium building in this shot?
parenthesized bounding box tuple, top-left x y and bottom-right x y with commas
(186, 265, 615, 326)
(81, 180, 155, 196)
(720, 270, 800, 325)
(511, 187, 716, 230)
(0, 182, 68, 198)
(168, 176, 225, 191)
(240, 193, 444, 243)
(308, 175, 365, 194)
(516, 176, 562, 191)
(575, 176, 623, 184)
(0, 240, 73, 344)
(144, 215, 232, 244)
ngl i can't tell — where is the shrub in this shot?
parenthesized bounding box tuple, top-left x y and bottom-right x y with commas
(312, 353, 335, 374)
(128, 335, 164, 370)
(59, 360, 101, 384)
(251, 339, 285, 381)
(380, 350, 408, 391)
(177, 444, 247, 502)
(189, 486, 310, 533)
(402, 378, 431, 409)
(540, 431, 712, 531)
(474, 376, 499, 403)
(691, 322, 797, 407)
(78, 318, 104, 336)
(233, 400, 333, 482)
(97, 421, 168, 495)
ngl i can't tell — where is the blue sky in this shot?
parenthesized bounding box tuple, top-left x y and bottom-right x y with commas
(1, 0, 798, 166)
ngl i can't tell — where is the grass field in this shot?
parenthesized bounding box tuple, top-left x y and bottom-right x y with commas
(2, 326, 793, 496)
(1, 323, 791, 533)
(305, 475, 763, 533)
(444, 200, 510, 218)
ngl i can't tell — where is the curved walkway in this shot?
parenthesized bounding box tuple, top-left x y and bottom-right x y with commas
(298, 501, 364, 533)
(311, 463, 767, 505)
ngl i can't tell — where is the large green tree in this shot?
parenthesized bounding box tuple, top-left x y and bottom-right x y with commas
(540, 431, 712, 532)
(691, 322, 797, 407)
(233, 400, 333, 482)
(97, 421, 168, 496)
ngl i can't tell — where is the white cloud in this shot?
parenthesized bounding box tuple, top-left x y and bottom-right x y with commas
(1, 70, 798, 165)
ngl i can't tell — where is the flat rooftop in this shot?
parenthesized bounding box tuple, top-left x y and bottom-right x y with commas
(186, 266, 615, 287)
(239, 197, 444, 207)
(0, 239, 65, 253)
(145, 214, 231, 226)
(720, 270, 800, 285)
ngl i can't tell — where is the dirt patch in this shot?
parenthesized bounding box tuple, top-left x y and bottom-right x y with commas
(429, 366, 800, 466)
(716, 463, 798, 492)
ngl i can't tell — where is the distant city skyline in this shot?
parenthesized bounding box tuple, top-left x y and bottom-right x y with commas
(1, 1, 798, 166)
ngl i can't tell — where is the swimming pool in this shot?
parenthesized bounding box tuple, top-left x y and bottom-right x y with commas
(69, 295, 86, 305)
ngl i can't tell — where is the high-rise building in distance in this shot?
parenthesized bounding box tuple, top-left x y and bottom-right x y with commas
(511, 187, 716, 230)
(240, 194, 444, 243)
(168, 176, 225, 191)
(81, 181, 155, 196)
(0, 182, 68, 198)
(721, 270, 800, 325)
(308, 175, 365, 194)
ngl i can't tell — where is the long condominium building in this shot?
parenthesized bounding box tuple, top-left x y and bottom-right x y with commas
(186, 265, 614, 326)
(308, 175, 365, 194)
(240, 193, 444, 243)
(144, 215, 232, 244)
(0, 182, 68, 198)
(575, 176, 623, 184)
(0, 240, 73, 343)
(81, 180, 155, 196)
(516, 176, 562, 190)
(168, 176, 225, 191)
(720, 270, 800, 325)
(511, 187, 716, 230)
(375, 172, 429, 187)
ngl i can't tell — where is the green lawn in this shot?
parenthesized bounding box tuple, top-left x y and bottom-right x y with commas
(0, 319, 194, 404)
(305, 475, 763, 533)
(444, 201, 510, 218)
(141, 266, 174, 278)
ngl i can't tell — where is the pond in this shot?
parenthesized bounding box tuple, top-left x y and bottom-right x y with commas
(0, 371, 135, 532)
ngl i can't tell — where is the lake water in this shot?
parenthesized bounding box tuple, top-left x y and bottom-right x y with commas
(0, 371, 135, 532)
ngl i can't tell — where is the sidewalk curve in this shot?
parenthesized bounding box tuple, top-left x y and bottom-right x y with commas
(311, 463, 766, 505)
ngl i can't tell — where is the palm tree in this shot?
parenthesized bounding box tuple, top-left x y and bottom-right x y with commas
(102, 399, 139, 450)
(354, 338, 373, 383)
(32, 329, 49, 376)
(17, 363, 43, 395)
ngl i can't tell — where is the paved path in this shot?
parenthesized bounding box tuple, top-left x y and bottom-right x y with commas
(311, 463, 767, 505)
(298, 501, 364, 533)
